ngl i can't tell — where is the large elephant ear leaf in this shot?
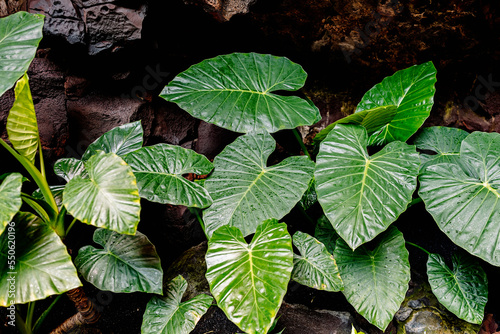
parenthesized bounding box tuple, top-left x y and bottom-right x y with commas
(75, 228, 163, 294)
(82, 121, 143, 160)
(315, 124, 420, 250)
(141, 275, 213, 334)
(203, 132, 315, 237)
(205, 219, 293, 334)
(413, 126, 469, 168)
(356, 62, 437, 145)
(161, 52, 321, 133)
(0, 12, 44, 97)
(124, 144, 213, 208)
(334, 226, 410, 331)
(0, 212, 81, 306)
(0, 173, 23, 236)
(419, 131, 500, 266)
(292, 231, 343, 292)
(54, 158, 86, 182)
(6, 73, 39, 164)
(427, 252, 488, 324)
(63, 151, 141, 235)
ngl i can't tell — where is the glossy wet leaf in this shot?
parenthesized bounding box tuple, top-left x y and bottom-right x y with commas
(141, 275, 212, 334)
(356, 62, 437, 145)
(82, 121, 143, 160)
(299, 178, 317, 211)
(125, 144, 213, 208)
(0, 173, 22, 236)
(427, 252, 487, 324)
(314, 215, 339, 254)
(75, 228, 162, 294)
(205, 219, 293, 334)
(54, 158, 86, 182)
(63, 151, 141, 235)
(413, 126, 469, 168)
(161, 52, 321, 133)
(334, 226, 410, 331)
(0, 212, 81, 306)
(203, 132, 315, 237)
(314, 105, 397, 144)
(0, 12, 44, 97)
(292, 231, 343, 291)
(6, 73, 39, 164)
(419, 131, 500, 266)
(315, 124, 420, 249)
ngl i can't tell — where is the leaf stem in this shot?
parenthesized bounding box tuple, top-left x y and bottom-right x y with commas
(33, 295, 63, 333)
(65, 217, 78, 236)
(38, 137, 46, 180)
(407, 197, 423, 209)
(15, 308, 30, 334)
(190, 208, 207, 239)
(26, 301, 36, 330)
(292, 129, 311, 159)
(406, 241, 431, 255)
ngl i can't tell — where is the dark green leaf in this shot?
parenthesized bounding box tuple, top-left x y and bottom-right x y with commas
(334, 226, 410, 330)
(125, 144, 213, 208)
(54, 158, 86, 182)
(75, 228, 163, 294)
(0, 173, 22, 235)
(161, 52, 321, 133)
(203, 132, 315, 237)
(427, 252, 487, 324)
(141, 275, 212, 334)
(292, 231, 343, 291)
(314, 215, 339, 254)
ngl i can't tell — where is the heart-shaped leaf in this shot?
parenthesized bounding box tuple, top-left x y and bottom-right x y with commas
(427, 252, 488, 324)
(75, 228, 163, 294)
(334, 226, 410, 330)
(161, 52, 321, 133)
(54, 158, 86, 182)
(141, 275, 213, 334)
(292, 231, 343, 291)
(0, 212, 81, 306)
(124, 144, 213, 208)
(0, 12, 44, 97)
(203, 132, 315, 237)
(63, 151, 141, 235)
(356, 62, 437, 145)
(0, 173, 22, 235)
(419, 131, 500, 266)
(315, 124, 420, 249)
(413, 126, 469, 168)
(314, 105, 398, 144)
(82, 121, 143, 160)
(6, 73, 39, 164)
(205, 219, 293, 334)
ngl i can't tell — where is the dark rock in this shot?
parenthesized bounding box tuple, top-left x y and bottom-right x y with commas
(65, 76, 91, 99)
(29, 0, 147, 55)
(148, 100, 198, 146)
(191, 305, 241, 334)
(195, 121, 238, 160)
(184, 0, 257, 21)
(275, 302, 361, 334)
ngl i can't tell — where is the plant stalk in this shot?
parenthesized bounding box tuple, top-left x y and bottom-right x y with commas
(50, 287, 101, 334)
(292, 129, 311, 159)
(405, 241, 431, 255)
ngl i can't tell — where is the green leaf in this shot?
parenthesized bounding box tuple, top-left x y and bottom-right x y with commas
(314, 215, 339, 254)
(54, 158, 86, 182)
(205, 219, 293, 334)
(75, 228, 163, 294)
(315, 124, 420, 249)
(161, 52, 321, 133)
(334, 226, 410, 331)
(124, 144, 213, 208)
(63, 151, 141, 235)
(6, 73, 39, 164)
(0, 212, 81, 306)
(203, 132, 315, 237)
(427, 252, 488, 324)
(413, 126, 469, 168)
(314, 105, 397, 144)
(0, 173, 22, 236)
(0, 12, 44, 98)
(356, 62, 437, 145)
(299, 178, 317, 211)
(82, 121, 143, 160)
(292, 231, 343, 291)
(141, 275, 213, 334)
(419, 131, 500, 266)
